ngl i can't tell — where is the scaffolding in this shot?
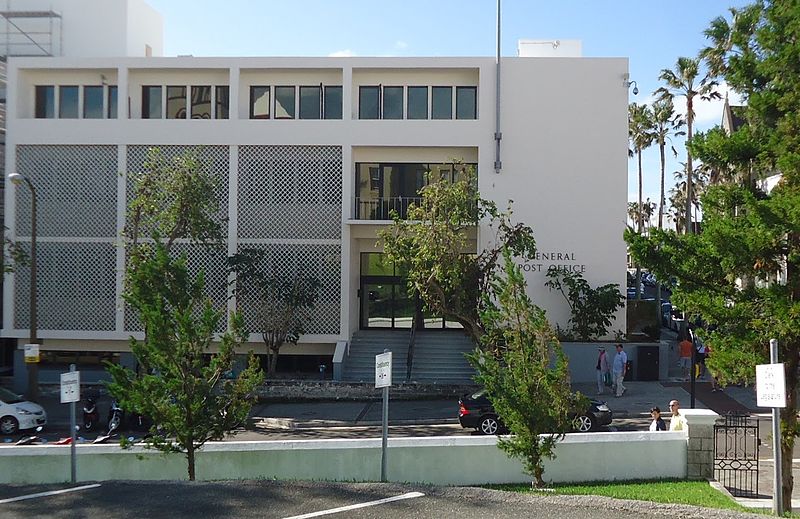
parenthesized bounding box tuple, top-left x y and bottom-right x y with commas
(0, 8, 62, 58)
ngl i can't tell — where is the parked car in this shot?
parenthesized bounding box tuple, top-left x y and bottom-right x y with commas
(0, 387, 47, 435)
(458, 390, 612, 435)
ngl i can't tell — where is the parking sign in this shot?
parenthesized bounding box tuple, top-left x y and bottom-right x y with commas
(375, 352, 392, 388)
(60, 371, 81, 404)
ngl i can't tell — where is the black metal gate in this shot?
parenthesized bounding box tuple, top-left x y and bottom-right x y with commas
(714, 413, 760, 498)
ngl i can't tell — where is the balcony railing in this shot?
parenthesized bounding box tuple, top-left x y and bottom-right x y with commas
(354, 196, 422, 220)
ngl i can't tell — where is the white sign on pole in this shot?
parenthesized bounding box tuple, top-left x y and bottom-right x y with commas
(375, 351, 392, 388)
(756, 363, 786, 408)
(23, 343, 40, 363)
(60, 371, 81, 404)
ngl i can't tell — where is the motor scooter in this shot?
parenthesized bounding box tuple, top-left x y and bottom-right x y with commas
(15, 426, 45, 446)
(82, 395, 99, 431)
(107, 400, 124, 434)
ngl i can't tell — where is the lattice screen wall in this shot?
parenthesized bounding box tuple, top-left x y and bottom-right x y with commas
(14, 145, 118, 330)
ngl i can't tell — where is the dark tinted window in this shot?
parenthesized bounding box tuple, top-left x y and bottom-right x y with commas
(407, 86, 427, 119)
(166, 86, 187, 119)
(456, 86, 477, 119)
(215, 86, 229, 119)
(250, 86, 270, 119)
(432, 87, 452, 119)
(275, 86, 295, 119)
(59, 86, 79, 118)
(190, 86, 212, 119)
(107, 86, 118, 119)
(142, 86, 162, 119)
(324, 86, 342, 119)
(359, 86, 380, 119)
(83, 86, 103, 119)
(299, 86, 321, 119)
(35, 85, 55, 118)
(383, 86, 403, 119)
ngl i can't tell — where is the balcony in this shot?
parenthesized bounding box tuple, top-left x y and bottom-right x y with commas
(354, 196, 422, 221)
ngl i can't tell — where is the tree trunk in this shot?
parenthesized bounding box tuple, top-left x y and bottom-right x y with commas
(269, 348, 279, 376)
(659, 141, 666, 230)
(685, 98, 694, 235)
(636, 148, 643, 300)
(780, 342, 797, 513)
(187, 444, 196, 481)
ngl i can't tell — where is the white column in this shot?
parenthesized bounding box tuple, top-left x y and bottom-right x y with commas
(117, 66, 128, 119)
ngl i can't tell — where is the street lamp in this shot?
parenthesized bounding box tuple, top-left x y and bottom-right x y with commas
(8, 172, 38, 401)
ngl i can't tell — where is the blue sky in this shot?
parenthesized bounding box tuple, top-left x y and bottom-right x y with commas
(147, 0, 752, 215)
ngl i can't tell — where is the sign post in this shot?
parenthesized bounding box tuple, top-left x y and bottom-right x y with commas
(375, 350, 392, 483)
(60, 365, 80, 484)
(756, 339, 786, 516)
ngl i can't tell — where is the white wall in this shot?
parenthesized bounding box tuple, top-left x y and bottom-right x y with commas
(518, 40, 582, 57)
(0, 432, 687, 485)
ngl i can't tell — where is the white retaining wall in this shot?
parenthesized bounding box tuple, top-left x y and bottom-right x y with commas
(0, 431, 687, 485)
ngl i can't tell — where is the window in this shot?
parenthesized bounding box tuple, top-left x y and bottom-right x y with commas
(456, 86, 477, 119)
(324, 86, 342, 119)
(407, 86, 428, 119)
(359, 86, 380, 119)
(142, 86, 162, 118)
(382, 86, 403, 120)
(190, 86, 212, 119)
(83, 86, 104, 119)
(215, 86, 229, 119)
(59, 86, 79, 118)
(432, 86, 452, 119)
(250, 86, 270, 119)
(166, 85, 187, 119)
(35, 85, 55, 118)
(299, 86, 321, 119)
(107, 86, 118, 119)
(274, 86, 295, 119)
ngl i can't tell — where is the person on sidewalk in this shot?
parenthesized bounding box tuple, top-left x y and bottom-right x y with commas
(693, 331, 708, 379)
(678, 334, 693, 381)
(649, 406, 666, 431)
(613, 344, 627, 397)
(668, 399, 687, 431)
(596, 346, 611, 395)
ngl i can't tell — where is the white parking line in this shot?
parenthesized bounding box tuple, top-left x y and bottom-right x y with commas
(283, 491, 425, 519)
(0, 483, 101, 504)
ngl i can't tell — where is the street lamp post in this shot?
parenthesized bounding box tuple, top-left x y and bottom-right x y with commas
(9, 172, 38, 401)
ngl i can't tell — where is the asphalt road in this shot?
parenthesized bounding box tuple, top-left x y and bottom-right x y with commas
(0, 480, 764, 519)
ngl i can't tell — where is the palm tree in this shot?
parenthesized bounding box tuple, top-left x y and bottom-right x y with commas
(656, 57, 720, 234)
(628, 102, 654, 299)
(650, 98, 685, 230)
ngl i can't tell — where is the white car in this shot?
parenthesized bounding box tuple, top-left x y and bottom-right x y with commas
(0, 387, 47, 435)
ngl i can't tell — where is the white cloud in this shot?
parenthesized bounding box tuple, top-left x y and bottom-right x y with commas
(328, 49, 356, 57)
(394, 40, 408, 50)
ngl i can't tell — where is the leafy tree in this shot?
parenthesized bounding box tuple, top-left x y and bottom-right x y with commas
(544, 269, 625, 341)
(631, 1, 800, 510)
(379, 166, 536, 345)
(467, 250, 577, 487)
(2, 227, 27, 274)
(227, 248, 320, 376)
(108, 147, 263, 481)
(629, 102, 655, 298)
(656, 57, 721, 234)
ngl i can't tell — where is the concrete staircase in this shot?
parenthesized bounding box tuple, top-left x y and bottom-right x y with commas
(342, 330, 477, 384)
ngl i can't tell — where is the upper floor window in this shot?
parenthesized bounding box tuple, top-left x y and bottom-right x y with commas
(166, 86, 187, 119)
(83, 86, 104, 119)
(142, 86, 162, 119)
(215, 86, 229, 119)
(107, 86, 118, 119)
(35, 86, 55, 118)
(432, 86, 452, 120)
(191, 86, 212, 119)
(359, 86, 380, 119)
(250, 86, 270, 119)
(456, 86, 477, 120)
(407, 87, 428, 119)
(299, 86, 321, 120)
(324, 86, 343, 119)
(59, 86, 79, 119)
(275, 86, 296, 119)
(382, 86, 404, 120)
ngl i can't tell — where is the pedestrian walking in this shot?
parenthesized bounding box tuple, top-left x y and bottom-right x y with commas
(668, 399, 687, 431)
(649, 407, 666, 431)
(596, 346, 611, 395)
(613, 344, 627, 397)
(678, 334, 693, 381)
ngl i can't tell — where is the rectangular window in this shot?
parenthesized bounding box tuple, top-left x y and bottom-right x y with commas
(299, 86, 321, 119)
(250, 86, 270, 119)
(35, 85, 55, 118)
(215, 86, 229, 119)
(324, 86, 342, 119)
(190, 86, 212, 119)
(59, 86, 79, 118)
(456, 86, 477, 120)
(407, 86, 428, 119)
(359, 86, 380, 119)
(274, 86, 295, 119)
(83, 86, 104, 119)
(432, 86, 452, 119)
(166, 85, 187, 119)
(142, 86, 162, 119)
(382, 86, 403, 119)
(107, 86, 118, 119)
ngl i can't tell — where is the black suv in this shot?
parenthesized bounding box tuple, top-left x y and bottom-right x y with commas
(458, 390, 612, 435)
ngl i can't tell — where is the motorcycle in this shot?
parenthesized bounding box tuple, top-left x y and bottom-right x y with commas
(15, 426, 45, 446)
(82, 395, 99, 431)
(107, 400, 124, 434)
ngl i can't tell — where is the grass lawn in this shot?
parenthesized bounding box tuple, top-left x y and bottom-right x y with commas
(490, 480, 747, 512)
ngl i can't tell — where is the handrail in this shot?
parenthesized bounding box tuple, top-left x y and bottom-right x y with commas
(406, 313, 417, 382)
(354, 196, 422, 220)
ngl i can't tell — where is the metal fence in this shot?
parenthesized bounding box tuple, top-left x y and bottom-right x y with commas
(714, 412, 760, 498)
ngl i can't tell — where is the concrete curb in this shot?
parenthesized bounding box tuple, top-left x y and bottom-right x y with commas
(253, 417, 460, 430)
